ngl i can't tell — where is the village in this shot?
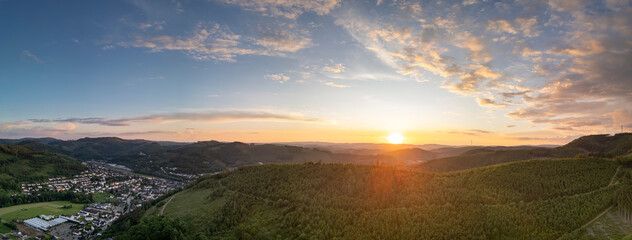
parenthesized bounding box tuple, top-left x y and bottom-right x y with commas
(1, 162, 182, 240)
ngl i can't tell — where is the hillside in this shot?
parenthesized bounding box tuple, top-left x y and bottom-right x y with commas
(383, 148, 437, 163)
(40, 137, 166, 160)
(108, 141, 394, 177)
(418, 133, 632, 172)
(0, 145, 86, 192)
(106, 157, 629, 239)
(3, 138, 402, 178)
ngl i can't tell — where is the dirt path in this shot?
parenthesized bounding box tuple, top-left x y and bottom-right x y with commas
(160, 195, 175, 215)
(558, 166, 623, 239)
(609, 166, 621, 187)
(583, 206, 614, 229)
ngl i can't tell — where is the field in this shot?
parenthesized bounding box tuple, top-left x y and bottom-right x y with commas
(0, 201, 85, 221)
(93, 193, 113, 203)
(0, 222, 12, 233)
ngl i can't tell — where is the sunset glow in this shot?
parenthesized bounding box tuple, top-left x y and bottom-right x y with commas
(386, 133, 405, 144)
(1, 0, 630, 145)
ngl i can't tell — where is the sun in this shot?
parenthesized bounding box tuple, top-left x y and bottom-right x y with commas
(386, 132, 405, 144)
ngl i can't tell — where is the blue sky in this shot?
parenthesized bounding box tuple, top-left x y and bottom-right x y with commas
(1, 0, 631, 145)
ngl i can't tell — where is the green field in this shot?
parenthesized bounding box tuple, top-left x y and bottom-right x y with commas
(0, 223, 12, 233)
(93, 193, 113, 203)
(0, 201, 85, 221)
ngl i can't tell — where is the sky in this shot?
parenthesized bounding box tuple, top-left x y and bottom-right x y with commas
(1, 0, 631, 145)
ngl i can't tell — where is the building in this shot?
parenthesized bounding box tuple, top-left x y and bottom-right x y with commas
(24, 217, 68, 232)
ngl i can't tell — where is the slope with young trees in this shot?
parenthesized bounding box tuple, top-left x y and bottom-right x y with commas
(106, 157, 626, 239)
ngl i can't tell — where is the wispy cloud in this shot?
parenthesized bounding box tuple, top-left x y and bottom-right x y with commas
(332, 0, 632, 134)
(445, 129, 493, 136)
(265, 73, 290, 83)
(324, 82, 349, 88)
(121, 22, 313, 61)
(322, 63, 345, 73)
(26, 110, 329, 127)
(254, 26, 312, 52)
(219, 0, 340, 19)
(477, 98, 509, 108)
(22, 50, 43, 63)
(120, 23, 260, 62)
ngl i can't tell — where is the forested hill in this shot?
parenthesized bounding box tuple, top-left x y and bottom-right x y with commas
(0, 137, 397, 177)
(107, 141, 394, 176)
(418, 133, 632, 172)
(0, 145, 86, 192)
(105, 157, 631, 239)
(16, 137, 166, 160)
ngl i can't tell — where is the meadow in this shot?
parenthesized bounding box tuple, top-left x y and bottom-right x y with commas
(0, 201, 85, 221)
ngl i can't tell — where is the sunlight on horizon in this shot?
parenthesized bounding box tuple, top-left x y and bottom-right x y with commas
(386, 132, 405, 144)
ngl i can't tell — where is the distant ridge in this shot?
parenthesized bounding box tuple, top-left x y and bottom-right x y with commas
(418, 133, 632, 172)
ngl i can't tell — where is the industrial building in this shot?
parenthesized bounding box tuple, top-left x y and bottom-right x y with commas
(23, 217, 67, 232)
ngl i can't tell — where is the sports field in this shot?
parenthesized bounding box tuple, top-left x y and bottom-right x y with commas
(0, 201, 85, 222)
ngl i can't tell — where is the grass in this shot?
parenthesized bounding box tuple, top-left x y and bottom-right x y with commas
(0, 223, 12, 233)
(93, 192, 113, 202)
(144, 186, 228, 229)
(572, 207, 632, 239)
(0, 201, 85, 221)
(145, 188, 209, 218)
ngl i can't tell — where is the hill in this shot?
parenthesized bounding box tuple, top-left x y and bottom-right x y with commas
(106, 157, 629, 239)
(41, 137, 166, 160)
(0, 145, 86, 192)
(383, 148, 437, 163)
(418, 133, 632, 172)
(2, 138, 401, 178)
(107, 141, 394, 177)
(0, 137, 60, 145)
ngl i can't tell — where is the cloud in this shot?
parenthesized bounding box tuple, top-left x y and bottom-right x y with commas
(254, 27, 312, 52)
(324, 82, 349, 88)
(116, 130, 174, 136)
(487, 19, 517, 34)
(265, 73, 290, 83)
(445, 129, 493, 136)
(515, 17, 540, 37)
(25, 110, 328, 128)
(322, 63, 345, 73)
(121, 23, 259, 62)
(610, 110, 632, 128)
(0, 121, 35, 130)
(0, 122, 78, 138)
(547, 40, 605, 56)
(121, 22, 313, 61)
(456, 35, 491, 63)
(138, 21, 166, 30)
(516, 46, 542, 58)
(462, 0, 478, 6)
(506, 125, 516, 128)
(477, 98, 509, 108)
(22, 50, 43, 63)
(220, 0, 340, 19)
(331, 0, 630, 135)
(548, 0, 584, 12)
(487, 18, 539, 37)
(500, 91, 530, 100)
